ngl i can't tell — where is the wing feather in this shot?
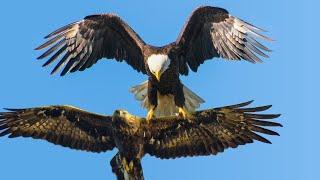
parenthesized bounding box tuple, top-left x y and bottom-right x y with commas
(175, 6, 272, 75)
(36, 14, 146, 76)
(145, 102, 281, 159)
(0, 106, 115, 153)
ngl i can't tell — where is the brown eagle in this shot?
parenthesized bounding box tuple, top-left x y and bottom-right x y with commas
(35, 6, 272, 120)
(0, 101, 281, 180)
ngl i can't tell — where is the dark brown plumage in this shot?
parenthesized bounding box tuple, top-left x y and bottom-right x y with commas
(0, 101, 281, 179)
(35, 6, 272, 119)
(36, 6, 271, 76)
(36, 14, 147, 75)
(0, 106, 115, 152)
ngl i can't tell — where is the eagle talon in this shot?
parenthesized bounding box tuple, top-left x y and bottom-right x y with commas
(122, 159, 134, 173)
(125, 165, 130, 173)
(122, 158, 130, 172)
(178, 107, 192, 119)
(146, 108, 155, 121)
(129, 161, 134, 171)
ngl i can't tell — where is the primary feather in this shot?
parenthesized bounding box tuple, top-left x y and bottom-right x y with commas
(0, 105, 114, 152)
(36, 6, 271, 76)
(0, 101, 282, 179)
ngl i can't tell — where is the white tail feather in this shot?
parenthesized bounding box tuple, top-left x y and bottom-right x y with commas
(130, 81, 204, 117)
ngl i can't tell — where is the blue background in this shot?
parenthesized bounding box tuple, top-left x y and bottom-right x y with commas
(0, 0, 318, 179)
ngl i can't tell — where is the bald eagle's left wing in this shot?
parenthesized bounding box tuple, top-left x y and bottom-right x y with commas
(0, 106, 114, 153)
(145, 101, 282, 159)
(175, 6, 272, 75)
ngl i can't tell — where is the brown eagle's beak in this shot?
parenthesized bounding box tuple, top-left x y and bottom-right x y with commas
(155, 71, 161, 81)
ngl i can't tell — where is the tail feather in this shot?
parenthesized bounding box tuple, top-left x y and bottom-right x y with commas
(130, 81, 148, 101)
(130, 81, 204, 117)
(183, 85, 205, 112)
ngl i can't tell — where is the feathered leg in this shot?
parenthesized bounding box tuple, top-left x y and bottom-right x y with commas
(175, 82, 192, 119)
(146, 80, 158, 121)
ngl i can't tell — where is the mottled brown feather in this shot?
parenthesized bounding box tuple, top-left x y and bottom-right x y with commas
(144, 101, 281, 159)
(1, 101, 282, 179)
(0, 106, 115, 153)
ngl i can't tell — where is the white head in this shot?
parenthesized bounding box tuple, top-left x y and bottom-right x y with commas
(147, 54, 171, 81)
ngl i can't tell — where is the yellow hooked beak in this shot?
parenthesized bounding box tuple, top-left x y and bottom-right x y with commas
(155, 71, 161, 81)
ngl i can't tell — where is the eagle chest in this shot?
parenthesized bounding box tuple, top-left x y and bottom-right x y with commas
(157, 79, 178, 95)
(110, 112, 146, 159)
(153, 62, 180, 94)
(114, 129, 145, 159)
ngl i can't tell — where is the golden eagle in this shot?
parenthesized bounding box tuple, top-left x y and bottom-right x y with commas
(0, 101, 281, 180)
(35, 6, 272, 120)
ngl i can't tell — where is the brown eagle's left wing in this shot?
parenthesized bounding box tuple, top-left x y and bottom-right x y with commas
(0, 106, 115, 153)
(175, 6, 272, 75)
(144, 101, 282, 159)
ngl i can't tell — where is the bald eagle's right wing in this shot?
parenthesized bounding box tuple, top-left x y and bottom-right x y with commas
(36, 14, 147, 76)
(0, 106, 114, 153)
(145, 101, 282, 159)
(175, 6, 272, 75)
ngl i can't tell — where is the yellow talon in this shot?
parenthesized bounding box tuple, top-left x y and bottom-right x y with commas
(146, 108, 155, 121)
(123, 159, 134, 173)
(178, 107, 192, 119)
(129, 161, 134, 170)
(122, 158, 130, 172)
(125, 165, 130, 173)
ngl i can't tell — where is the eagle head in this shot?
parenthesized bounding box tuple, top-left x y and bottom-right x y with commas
(112, 110, 141, 132)
(147, 54, 171, 81)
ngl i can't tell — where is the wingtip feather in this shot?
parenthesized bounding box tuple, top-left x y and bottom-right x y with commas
(221, 100, 254, 109)
(3, 108, 22, 111)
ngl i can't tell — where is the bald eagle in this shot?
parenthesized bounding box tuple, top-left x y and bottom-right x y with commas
(35, 6, 272, 120)
(0, 101, 281, 179)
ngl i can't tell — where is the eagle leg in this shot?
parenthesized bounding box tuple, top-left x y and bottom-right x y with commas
(110, 153, 145, 180)
(110, 153, 125, 180)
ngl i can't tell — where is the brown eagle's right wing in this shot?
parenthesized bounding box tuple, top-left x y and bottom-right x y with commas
(145, 101, 282, 159)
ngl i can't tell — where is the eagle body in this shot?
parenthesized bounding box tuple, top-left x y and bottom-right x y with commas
(35, 6, 272, 119)
(143, 47, 186, 115)
(112, 110, 145, 160)
(0, 101, 282, 179)
(142, 48, 201, 118)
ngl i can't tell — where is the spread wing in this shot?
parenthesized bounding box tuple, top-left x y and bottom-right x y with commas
(35, 14, 147, 76)
(145, 101, 282, 159)
(0, 106, 115, 153)
(175, 6, 272, 75)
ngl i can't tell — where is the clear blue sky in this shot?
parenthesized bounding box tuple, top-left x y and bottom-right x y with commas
(0, 0, 318, 180)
